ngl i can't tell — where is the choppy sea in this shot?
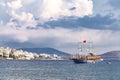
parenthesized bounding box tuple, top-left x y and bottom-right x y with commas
(0, 60, 119, 80)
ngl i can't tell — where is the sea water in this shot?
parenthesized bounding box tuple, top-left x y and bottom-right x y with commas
(0, 60, 119, 80)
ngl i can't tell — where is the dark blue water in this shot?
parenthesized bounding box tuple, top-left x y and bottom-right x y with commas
(0, 60, 119, 80)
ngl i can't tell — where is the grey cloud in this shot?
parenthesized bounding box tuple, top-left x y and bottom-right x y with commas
(69, 7, 76, 11)
(109, 0, 120, 8)
(1, 41, 35, 49)
(0, 36, 62, 49)
(42, 14, 117, 30)
(0, 4, 11, 24)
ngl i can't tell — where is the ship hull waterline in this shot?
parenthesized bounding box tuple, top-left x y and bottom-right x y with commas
(73, 59, 87, 64)
(72, 59, 101, 64)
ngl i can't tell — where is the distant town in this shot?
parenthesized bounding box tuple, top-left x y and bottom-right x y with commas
(0, 47, 66, 60)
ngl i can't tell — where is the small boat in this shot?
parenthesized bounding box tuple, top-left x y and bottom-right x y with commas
(106, 61, 111, 64)
(71, 40, 102, 64)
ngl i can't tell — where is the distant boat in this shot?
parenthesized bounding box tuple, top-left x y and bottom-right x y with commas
(106, 61, 111, 64)
(71, 40, 103, 64)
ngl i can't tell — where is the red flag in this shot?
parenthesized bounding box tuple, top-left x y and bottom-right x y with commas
(83, 40, 86, 43)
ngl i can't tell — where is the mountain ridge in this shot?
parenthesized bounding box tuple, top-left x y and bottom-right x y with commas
(18, 48, 71, 56)
(101, 50, 120, 60)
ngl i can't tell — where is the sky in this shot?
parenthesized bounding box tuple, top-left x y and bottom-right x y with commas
(0, 0, 120, 54)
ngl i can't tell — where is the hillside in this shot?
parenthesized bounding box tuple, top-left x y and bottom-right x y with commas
(101, 51, 120, 60)
(18, 48, 71, 56)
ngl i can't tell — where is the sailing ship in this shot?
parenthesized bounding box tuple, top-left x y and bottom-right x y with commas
(71, 40, 103, 63)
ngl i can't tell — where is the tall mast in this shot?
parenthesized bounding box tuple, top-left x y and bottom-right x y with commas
(78, 40, 94, 56)
(88, 42, 94, 53)
(78, 42, 82, 56)
(78, 40, 88, 56)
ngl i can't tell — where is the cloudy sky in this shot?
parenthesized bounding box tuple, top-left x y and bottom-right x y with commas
(0, 0, 120, 54)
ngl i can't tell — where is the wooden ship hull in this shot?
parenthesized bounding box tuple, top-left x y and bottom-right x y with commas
(71, 55, 101, 63)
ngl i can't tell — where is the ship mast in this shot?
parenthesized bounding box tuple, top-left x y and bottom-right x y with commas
(78, 40, 94, 56)
(88, 42, 94, 54)
(78, 42, 82, 56)
(78, 40, 88, 56)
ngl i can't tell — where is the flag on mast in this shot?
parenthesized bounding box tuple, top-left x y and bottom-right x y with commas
(83, 40, 86, 43)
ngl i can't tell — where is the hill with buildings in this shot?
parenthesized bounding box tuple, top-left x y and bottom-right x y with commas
(0, 47, 69, 60)
(18, 48, 71, 56)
